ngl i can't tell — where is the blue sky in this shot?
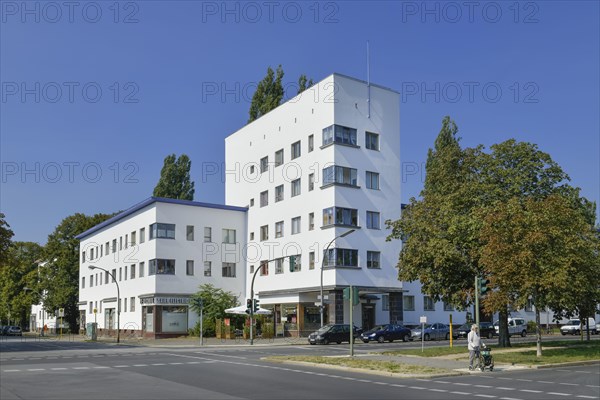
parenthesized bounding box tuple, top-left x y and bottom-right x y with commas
(1, 1, 598, 244)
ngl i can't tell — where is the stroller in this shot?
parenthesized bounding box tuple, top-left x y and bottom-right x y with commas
(477, 344, 494, 371)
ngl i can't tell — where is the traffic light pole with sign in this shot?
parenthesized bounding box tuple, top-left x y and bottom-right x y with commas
(343, 286, 359, 357)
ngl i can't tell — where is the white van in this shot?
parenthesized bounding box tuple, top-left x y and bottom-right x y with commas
(560, 318, 597, 335)
(494, 318, 527, 337)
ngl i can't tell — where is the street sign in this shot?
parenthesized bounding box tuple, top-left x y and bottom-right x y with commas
(317, 295, 329, 300)
(420, 316, 427, 324)
(58, 308, 65, 317)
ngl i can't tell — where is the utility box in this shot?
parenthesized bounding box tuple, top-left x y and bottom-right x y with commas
(86, 323, 98, 341)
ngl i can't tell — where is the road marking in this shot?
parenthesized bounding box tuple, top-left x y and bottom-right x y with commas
(51, 368, 67, 371)
(450, 391, 470, 395)
(114, 365, 129, 368)
(4, 369, 20, 372)
(547, 393, 571, 397)
(408, 386, 426, 390)
(538, 380, 553, 384)
(133, 364, 148, 367)
(194, 351, 247, 360)
(499, 397, 521, 400)
(520, 389, 542, 393)
(474, 385, 493, 388)
(93, 366, 109, 369)
(453, 382, 470, 386)
(152, 363, 166, 366)
(72, 367, 89, 370)
(27, 368, 45, 371)
(496, 387, 516, 391)
(474, 395, 496, 398)
(586, 385, 600, 388)
(558, 383, 577, 386)
(515, 379, 532, 382)
(577, 396, 599, 399)
(430, 389, 448, 393)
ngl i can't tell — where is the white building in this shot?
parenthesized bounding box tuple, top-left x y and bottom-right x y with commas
(76, 197, 246, 338)
(225, 74, 403, 335)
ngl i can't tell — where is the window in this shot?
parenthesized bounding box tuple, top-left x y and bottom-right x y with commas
(186, 225, 194, 241)
(260, 190, 269, 207)
(112, 239, 117, 253)
(403, 295, 415, 311)
(82, 251, 86, 263)
(322, 207, 358, 227)
(275, 221, 284, 238)
(382, 294, 390, 311)
(90, 274, 94, 287)
(90, 248, 94, 259)
(250, 198, 254, 207)
(119, 268, 122, 281)
(525, 298, 534, 312)
(291, 140, 301, 159)
(424, 296, 435, 311)
(149, 259, 176, 275)
(443, 301, 454, 311)
(260, 156, 268, 173)
(204, 227, 212, 242)
(81, 277, 85, 289)
(130, 264, 135, 279)
(366, 171, 380, 190)
(322, 166, 358, 187)
(89, 302, 93, 314)
(260, 260, 269, 276)
(124, 265, 127, 280)
(249, 265, 254, 274)
(308, 173, 315, 191)
(322, 124, 358, 146)
(222, 229, 236, 244)
(186, 260, 194, 276)
(275, 149, 284, 166)
(308, 212, 315, 231)
(367, 251, 381, 269)
(204, 261, 212, 277)
(290, 254, 301, 272)
(105, 271, 109, 284)
(308, 134, 314, 152)
(130, 297, 135, 312)
(100, 246, 103, 257)
(309, 252, 315, 270)
(366, 131, 379, 150)
(275, 258, 284, 274)
(275, 185, 284, 202)
(291, 178, 301, 197)
(105, 242, 109, 256)
(140, 228, 145, 243)
(149, 223, 176, 239)
(138, 262, 144, 278)
(112, 269, 116, 282)
(323, 248, 358, 267)
(250, 232, 254, 240)
(131, 231, 136, 246)
(291, 217, 301, 235)
(124, 298, 127, 313)
(222, 262, 236, 278)
(120, 237, 122, 250)
(124, 234, 128, 249)
(366, 211, 380, 229)
(260, 225, 269, 241)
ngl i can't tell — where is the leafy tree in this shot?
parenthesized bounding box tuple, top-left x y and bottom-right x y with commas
(297, 74, 314, 94)
(0, 241, 43, 327)
(0, 213, 14, 265)
(248, 65, 285, 123)
(188, 283, 242, 337)
(480, 195, 599, 356)
(153, 154, 195, 200)
(42, 212, 115, 331)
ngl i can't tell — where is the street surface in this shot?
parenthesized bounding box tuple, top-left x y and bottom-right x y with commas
(1, 336, 598, 400)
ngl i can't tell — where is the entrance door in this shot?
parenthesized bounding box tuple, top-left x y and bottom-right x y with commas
(105, 308, 115, 330)
(361, 304, 375, 331)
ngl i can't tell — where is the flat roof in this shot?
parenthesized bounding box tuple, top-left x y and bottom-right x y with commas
(75, 197, 247, 240)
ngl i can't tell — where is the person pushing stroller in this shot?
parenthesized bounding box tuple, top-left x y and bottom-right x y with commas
(468, 324, 483, 370)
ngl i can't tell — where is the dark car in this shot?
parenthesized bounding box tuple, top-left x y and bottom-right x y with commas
(308, 324, 362, 345)
(360, 324, 412, 343)
(6, 326, 22, 336)
(454, 322, 495, 340)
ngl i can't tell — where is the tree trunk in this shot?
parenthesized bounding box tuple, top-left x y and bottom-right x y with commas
(498, 306, 511, 347)
(535, 306, 542, 357)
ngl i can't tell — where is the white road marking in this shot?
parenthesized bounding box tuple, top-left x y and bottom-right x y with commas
(4, 369, 20, 372)
(51, 368, 67, 371)
(133, 364, 148, 367)
(27, 368, 45, 371)
(430, 388, 447, 392)
(558, 382, 578, 386)
(520, 389, 542, 393)
(151, 363, 166, 366)
(474, 395, 496, 398)
(93, 366, 109, 369)
(72, 367, 89, 370)
(474, 385, 493, 388)
(496, 387, 516, 391)
(515, 379, 532, 382)
(114, 365, 129, 368)
(450, 391, 471, 395)
(577, 396, 599, 399)
(547, 393, 571, 396)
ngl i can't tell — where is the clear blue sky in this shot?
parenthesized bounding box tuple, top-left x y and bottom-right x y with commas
(1, 1, 598, 244)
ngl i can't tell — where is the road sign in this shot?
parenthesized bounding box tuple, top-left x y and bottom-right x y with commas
(317, 295, 329, 300)
(420, 315, 427, 324)
(58, 308, 65, 317)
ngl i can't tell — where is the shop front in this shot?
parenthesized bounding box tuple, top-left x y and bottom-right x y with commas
(140, 295, 190, 338)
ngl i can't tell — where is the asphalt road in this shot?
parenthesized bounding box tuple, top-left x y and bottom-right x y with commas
(1, 337, 598, 400)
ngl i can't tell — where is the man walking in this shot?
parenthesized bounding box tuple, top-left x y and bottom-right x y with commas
(468, 324, 481, 370)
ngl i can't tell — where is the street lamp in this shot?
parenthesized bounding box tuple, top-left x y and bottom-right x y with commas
(320, 229, 355, 327)
(89, 265, 120, 343)
(24, 287, 44, 336)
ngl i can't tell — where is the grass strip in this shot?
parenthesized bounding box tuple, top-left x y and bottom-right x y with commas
(266, 355, 448, 374)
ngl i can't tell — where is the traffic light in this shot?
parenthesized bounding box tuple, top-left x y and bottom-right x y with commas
(480, 278, 490, 296)
(289, 255, 296, 272)
(253, 298, 260, 312)
(246, 298, 252, 314)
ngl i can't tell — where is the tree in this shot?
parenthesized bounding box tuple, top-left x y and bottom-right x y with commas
(0, 213, 14, 265)
(0, 241, 43, 327)
(248, 65, 285, 123)
(480, 195, 599, 356)
(297, 74, 314, 94)
(42, 212, 115, 331)
(153, 154, 195, 200)
(188, 283, 241, 337)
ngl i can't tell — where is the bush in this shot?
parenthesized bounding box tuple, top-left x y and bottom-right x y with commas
(527, 320, 537, 333)
(188, 320, 216, 337)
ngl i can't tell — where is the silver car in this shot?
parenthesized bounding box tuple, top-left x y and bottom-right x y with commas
(411, 323, 450, 341)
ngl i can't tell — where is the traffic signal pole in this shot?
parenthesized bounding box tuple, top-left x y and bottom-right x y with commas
(475, 276, 480, 329)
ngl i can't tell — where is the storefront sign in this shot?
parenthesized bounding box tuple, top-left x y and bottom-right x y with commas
(140, 297, 189, 305)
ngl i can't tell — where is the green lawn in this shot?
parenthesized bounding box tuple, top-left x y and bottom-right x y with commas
(266, 356, 448, 374)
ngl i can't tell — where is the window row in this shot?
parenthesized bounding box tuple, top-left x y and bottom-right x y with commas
(250, 249, 381, 274)
(82, 226, 238, 263)
(260, 135, 315, 173)
(87, 297, 137, 315)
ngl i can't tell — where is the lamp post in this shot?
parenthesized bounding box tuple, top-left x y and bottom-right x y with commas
(320, 229, 355, 328)
(24, 287, 44, 336)
(89, 265, 120, 343)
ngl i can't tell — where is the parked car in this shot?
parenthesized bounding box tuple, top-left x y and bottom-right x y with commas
(453, 322, 495, 339)
(560, 318, 597, 335)
(360, 324, 412, 343)
(494, 318, 527, 337)
(308, 324, 362, 345)
(411, 323, 450, 341)
(1, 325, 9, 335)
(6, 326, 22, 336)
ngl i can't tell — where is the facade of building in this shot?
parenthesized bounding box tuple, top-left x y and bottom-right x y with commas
(75, 197, 247, 338)
(225, 74, 403, 335)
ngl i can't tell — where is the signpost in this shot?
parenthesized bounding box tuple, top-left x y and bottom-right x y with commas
(343, 286, 359, 357)
(58, 308, 65, 338)
(420, 315, 427, 353)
